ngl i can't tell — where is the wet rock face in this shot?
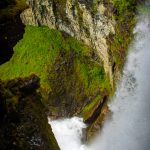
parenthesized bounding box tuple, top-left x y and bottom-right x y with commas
(21, 0, 115, 86)
(47, 50, 90, 118)
(0, 75, 60, 150)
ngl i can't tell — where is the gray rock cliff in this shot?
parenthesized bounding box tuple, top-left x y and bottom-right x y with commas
(21, 0, 115, 87)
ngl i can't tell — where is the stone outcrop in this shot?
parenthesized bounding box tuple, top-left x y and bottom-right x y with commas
(0, 75, 60, 150)
(21, 0, 115, 86)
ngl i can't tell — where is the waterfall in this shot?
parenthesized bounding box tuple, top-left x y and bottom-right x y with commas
(49, 117, 87, 150)
(49, 3, 150, 150)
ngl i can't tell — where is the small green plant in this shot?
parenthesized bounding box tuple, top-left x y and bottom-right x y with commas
(92, 0, 100, 14)
(113, 0, 136, 16)
(107, 0, 137, 71)
(81, 95, 102, 120)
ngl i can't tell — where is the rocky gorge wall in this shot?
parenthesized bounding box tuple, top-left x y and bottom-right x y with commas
(19, 0, 137, 139)
(21, 0, 115, 87)
(0, 0, 138, 144)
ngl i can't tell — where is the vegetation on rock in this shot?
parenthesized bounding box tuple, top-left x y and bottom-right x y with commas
(104, 0, 137, 83)
(0, 25, 110, 118)
(0, 26, 64, 92)
(82, 0, 139, 139)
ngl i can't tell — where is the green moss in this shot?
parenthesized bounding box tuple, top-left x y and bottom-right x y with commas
(47, 35, 111, 116)
(107, 0, 137, 72)
(0, 26, 65, 92)
(112, 0, 136, 17)
(67, 37, 111, 93)
(81, 95, 101, 120)
(0, 25, 111, 115)
(92, 0, 100, 14)
(67, 37, 91, 56)
(75, 60, 110, 95)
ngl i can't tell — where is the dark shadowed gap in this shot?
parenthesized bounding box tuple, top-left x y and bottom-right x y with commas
(0, 15, 25, 65)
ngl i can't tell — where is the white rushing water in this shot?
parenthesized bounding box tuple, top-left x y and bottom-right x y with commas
(49, 3, 150, 150)
(49, 117, 86, 150)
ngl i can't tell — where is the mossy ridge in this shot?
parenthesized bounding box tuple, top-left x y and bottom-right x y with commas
(0, 26, 65, 93)
(48, 35, 111, 117)
(81, 95, 102, 121)
(75, 59, 110, 95)
(0, 25, 111, 115)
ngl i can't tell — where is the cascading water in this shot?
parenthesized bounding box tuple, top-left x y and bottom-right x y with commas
(49, 117, 86, 150)
(49, 3, 150, 150)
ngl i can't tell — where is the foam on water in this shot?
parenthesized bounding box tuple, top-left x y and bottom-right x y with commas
(49, 117, 86, 150)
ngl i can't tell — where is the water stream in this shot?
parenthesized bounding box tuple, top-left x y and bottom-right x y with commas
(49, 3, 150, 150)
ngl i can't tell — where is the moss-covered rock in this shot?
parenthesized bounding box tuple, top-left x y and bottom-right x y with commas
(0, 25, 111, 119)
(104, 0, 138, 83)
(47, 36, 111, 117)
(0, 75, 60, 150)
(0, 0, 142, 143)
